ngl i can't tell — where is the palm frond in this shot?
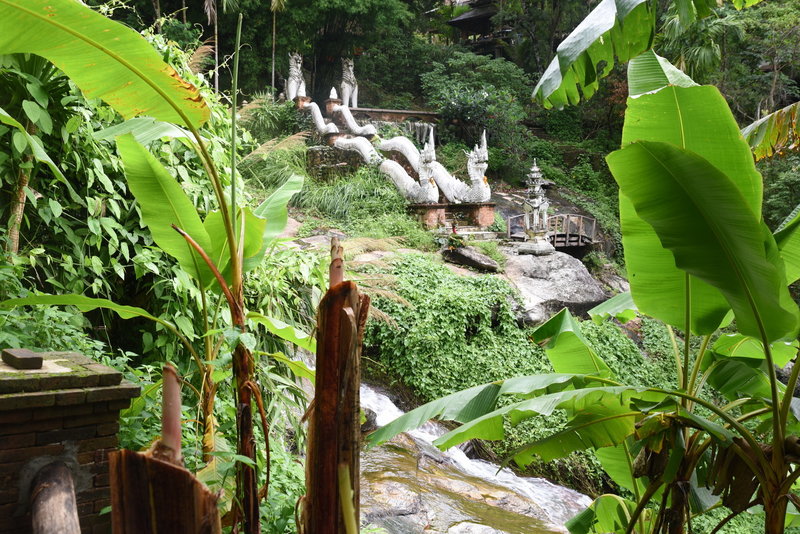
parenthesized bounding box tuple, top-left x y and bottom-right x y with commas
(203, 0, 216, 24)
(242, 132, 310, 162)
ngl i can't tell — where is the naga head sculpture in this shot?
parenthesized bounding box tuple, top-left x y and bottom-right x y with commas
(466, 130, 489, 185)
(419, 127, 437, 186)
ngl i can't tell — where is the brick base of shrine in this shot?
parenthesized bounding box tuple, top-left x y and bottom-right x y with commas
(0, 352, 139, 534)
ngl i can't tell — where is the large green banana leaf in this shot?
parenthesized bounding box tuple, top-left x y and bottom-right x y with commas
(532, 308, 612, 376)
(253, 173, 305, 251)
(607, 141, 799, 342)
(741, 100, 800, 160)
(433, 386, 652, 457)
(0, 0, 209, 129)
(365, 374, 602, 448)
(626, 49, 697, 97)
(532, 0, 656, 109)
(0, 294, 158, 322)
(204, 207, 266, 286)
(117, 133, 214, 286)
(712, 333, 798, 368)
(508, 404, 640, 465)
(588, 292, 637, 324)
(773, 203, 800, 284)
(533, 0, 763, 109)
(618, 81, 764, 334)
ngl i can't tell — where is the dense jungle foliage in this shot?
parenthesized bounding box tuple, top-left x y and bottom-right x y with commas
(1, 0, 800, 532)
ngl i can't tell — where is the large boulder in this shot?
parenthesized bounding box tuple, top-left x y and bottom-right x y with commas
(442, 246, 499, 272)
(504, 251, 606, 325)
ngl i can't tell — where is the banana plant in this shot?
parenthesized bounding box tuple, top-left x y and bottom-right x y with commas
(369, 53, 800, 533)
(0, 2, 305, 531)
(532, 0, 765, 109)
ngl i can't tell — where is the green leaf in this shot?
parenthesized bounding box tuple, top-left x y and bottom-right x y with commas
(741, 100, 799, 160)
(94, 117, 193, 145)
(627, 49, 698, 97)
(434, 386, 653, 462)
(703, 352, 779, 403)
(531, 308, 612, 376)
(510, 404, 640, 464)
(48, 198, 62, 218)
(247, 312, 316, 353)
(712, 333, 798, 368)
(117, 133, 213, 285)
(532, 0, 656, 109)
(567, 494, 643, 534)
(618, 84, 764, 334)
(26, 81, 48, 107)
(773, 204, 800, 285)
(0, 293, 158, 321)
(608, 141, 799, 341)
(252, 173, 304, 256)
(0, 105, 67, 184)
(0, 0, 209, 129)
(595, 440, 647, 495)
(588, 292, 637, 324)
(204, 207, 267, 284)
(366, 374, 592, 448)
(262, 351, 315, 384)
(21, 99, 40, 123)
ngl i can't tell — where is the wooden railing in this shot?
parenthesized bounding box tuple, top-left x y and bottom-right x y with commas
(546, 214, 596, 248)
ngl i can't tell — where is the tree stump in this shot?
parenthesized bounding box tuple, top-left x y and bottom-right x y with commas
(31, 461, 80, 534)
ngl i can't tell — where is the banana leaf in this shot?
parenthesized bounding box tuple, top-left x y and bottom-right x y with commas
(532, 308, 612, 376)
(0, 0, 209, 129)
(117, 133, 214, 286)
(607, 141, 799, 342)
(366, 373, 601, 448)
(741, 100, 800, 160)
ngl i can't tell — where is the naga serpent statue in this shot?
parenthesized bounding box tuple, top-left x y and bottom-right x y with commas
(380, 128, 490, 203)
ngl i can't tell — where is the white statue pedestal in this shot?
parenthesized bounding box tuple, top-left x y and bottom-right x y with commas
(518, 232, 554, 256)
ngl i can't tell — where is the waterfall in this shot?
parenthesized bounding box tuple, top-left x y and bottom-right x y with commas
(361, 384, 592, 532)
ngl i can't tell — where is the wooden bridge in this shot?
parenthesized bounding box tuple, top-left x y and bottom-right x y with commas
(547, 214, 596, 248)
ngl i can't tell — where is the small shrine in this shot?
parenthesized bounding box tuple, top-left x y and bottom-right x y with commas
(518, 160, 555, 256)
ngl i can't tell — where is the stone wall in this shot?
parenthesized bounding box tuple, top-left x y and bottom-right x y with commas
(409, 202, 496, 229)
(307, 146, 367, 181)
(0, 352, 139, 534)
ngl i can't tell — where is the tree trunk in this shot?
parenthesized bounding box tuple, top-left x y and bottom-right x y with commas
(665, 481, 688, 534)
(110, 364, 221, 533)
(151, 0, 161, 32)
(7, 121, 36, 255)
(31, 462, 80, 534)
(214, 8, 219, 93)
(764, 495, 788, 534)
(201, 370, 218, 462)
(302, 239, 369, 533)
(271, 12, 276, 99)
(232, 342, 259, 533)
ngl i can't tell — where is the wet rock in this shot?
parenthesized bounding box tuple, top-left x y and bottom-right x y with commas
(442, 246, 499, 272)
(361, 433, 566, 534)
(504, 251, 606, 325)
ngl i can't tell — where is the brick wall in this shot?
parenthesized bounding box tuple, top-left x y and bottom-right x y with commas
(0, 352, 139, 534)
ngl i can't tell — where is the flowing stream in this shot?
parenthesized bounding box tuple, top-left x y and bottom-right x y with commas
(360, 384, 592, 534)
